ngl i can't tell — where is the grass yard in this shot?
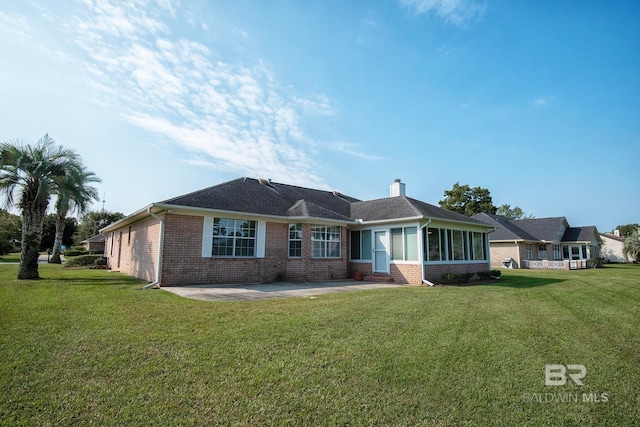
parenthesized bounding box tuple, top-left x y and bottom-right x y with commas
(1, 264, 639, 426)
(0, 253, 21, 263)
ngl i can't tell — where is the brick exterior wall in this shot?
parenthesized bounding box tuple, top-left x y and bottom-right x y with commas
(104, 216, 161, 283)
(390, 263, 423, 285)
(104, 212, 491, 286)
(349, 261, 372, 277)
(106, 214, 351, 286)
(349, 260, 490, 285)
(424, 262, 490, 284)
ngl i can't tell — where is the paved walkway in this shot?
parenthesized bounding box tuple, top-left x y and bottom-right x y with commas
(163, 281, 405, 302)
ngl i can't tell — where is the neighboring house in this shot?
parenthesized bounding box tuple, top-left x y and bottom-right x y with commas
(600, 230, 628, 263)
(472, 213, 602, 270)
(101, 178, 494, 287)
(80, 233, 106, 252)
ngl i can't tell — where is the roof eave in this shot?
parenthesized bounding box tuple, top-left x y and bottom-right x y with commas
(100, 204, 158, 233)
(355, 215, 425, 225)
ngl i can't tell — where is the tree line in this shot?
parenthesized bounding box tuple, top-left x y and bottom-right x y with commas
(0, 209, 125, 256)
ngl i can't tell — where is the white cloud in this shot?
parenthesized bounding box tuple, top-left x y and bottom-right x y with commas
(400, 0, 486, 25)
(70, 0, 339, 188)
(0, 11, 31, 38)
(329, 142, 385, 161)
(530, 97, 553, 108)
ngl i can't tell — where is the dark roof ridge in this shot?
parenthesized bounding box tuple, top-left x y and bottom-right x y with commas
(160, 177, 248, 204)
(302, 200, 353, 221)
(268, 179, 361, 203)
(288, 199, 310, 217)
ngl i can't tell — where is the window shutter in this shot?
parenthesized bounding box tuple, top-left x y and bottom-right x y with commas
(202, 217, 213, 257)
(256, 221, 266, 258)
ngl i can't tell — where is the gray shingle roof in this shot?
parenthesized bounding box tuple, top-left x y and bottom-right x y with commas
(473, 213, 568, 241)
(472, 213, 539, 241)
(160, 177, 489, 226)
(473, 213, 599, 243)
(352, 196, 488, 225)
(161, 177, 357, 220)
(81, 233, 106, 243)
(562, 226, 600, 243)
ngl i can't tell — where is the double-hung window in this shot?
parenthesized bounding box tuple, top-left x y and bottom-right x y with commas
(212, 218, 256, 257)
(312, 225, 341, 258)
(538, 244, 547, 259)
(289, 224, 302, 258)
(525, 244, 533, 259)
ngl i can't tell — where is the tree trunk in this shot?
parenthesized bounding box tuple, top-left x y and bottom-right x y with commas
(49, 212, 67, 264)
(18, 206, 47, 280)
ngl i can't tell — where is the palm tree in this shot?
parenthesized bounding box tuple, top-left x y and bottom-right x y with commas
(0, 135, 80, 279)
(49, 164, 101, 264)
(623, 230, 640, 262)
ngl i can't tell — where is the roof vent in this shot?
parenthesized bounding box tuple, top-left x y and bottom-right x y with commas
(390, 179, 406, 197)
(258, 178, 272, 185)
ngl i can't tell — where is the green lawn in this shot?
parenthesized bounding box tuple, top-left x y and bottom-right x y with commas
(0, 253, 21, 263)
(1, 264, 638, 426)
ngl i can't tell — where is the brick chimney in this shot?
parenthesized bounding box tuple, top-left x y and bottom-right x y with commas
(390, 178, 406, 197)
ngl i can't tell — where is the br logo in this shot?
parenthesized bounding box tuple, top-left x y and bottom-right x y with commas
(545, 364, 586, 386)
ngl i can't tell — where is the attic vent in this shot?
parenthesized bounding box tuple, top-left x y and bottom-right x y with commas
(258, 178, 272, 185)
(332, 190, 341, 196)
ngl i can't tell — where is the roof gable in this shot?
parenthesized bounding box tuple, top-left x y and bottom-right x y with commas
(562, 226, 601, 243)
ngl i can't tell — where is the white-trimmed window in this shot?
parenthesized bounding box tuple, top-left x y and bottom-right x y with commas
(526, 244, 533, 259)
(471, 232, 486, 260)
(350, 230, 372, 260)
(212, 218, 256, 257)
(289, 224, 302, 258)
(427, 228, 442, 261)
(311, 225, 341, 258)
(538, 244, 547, 259)
(426, 227, 487, 262)
(553, 244, 562, 259)
(391, 226, 418, 261)
(452, 230, 465, 260)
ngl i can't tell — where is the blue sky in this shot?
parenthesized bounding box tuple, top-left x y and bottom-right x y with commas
(1, 0, 638, 232)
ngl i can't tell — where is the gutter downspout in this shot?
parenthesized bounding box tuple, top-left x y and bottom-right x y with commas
(420, 219, 436, 286)
(143, 206, 165, 289)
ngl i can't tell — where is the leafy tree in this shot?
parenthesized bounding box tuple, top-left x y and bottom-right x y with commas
(0, 209, 21, 255)
(74, 210, 125, 244)
(616, 224, 640, 237)
(439, 182, 497, 216)
(40, 214, 78, 252)
(496, 204, 535, 220)
(49, 164, 101, 263)
(0, 135, 80, 279)
(623, 230, 640, 262)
